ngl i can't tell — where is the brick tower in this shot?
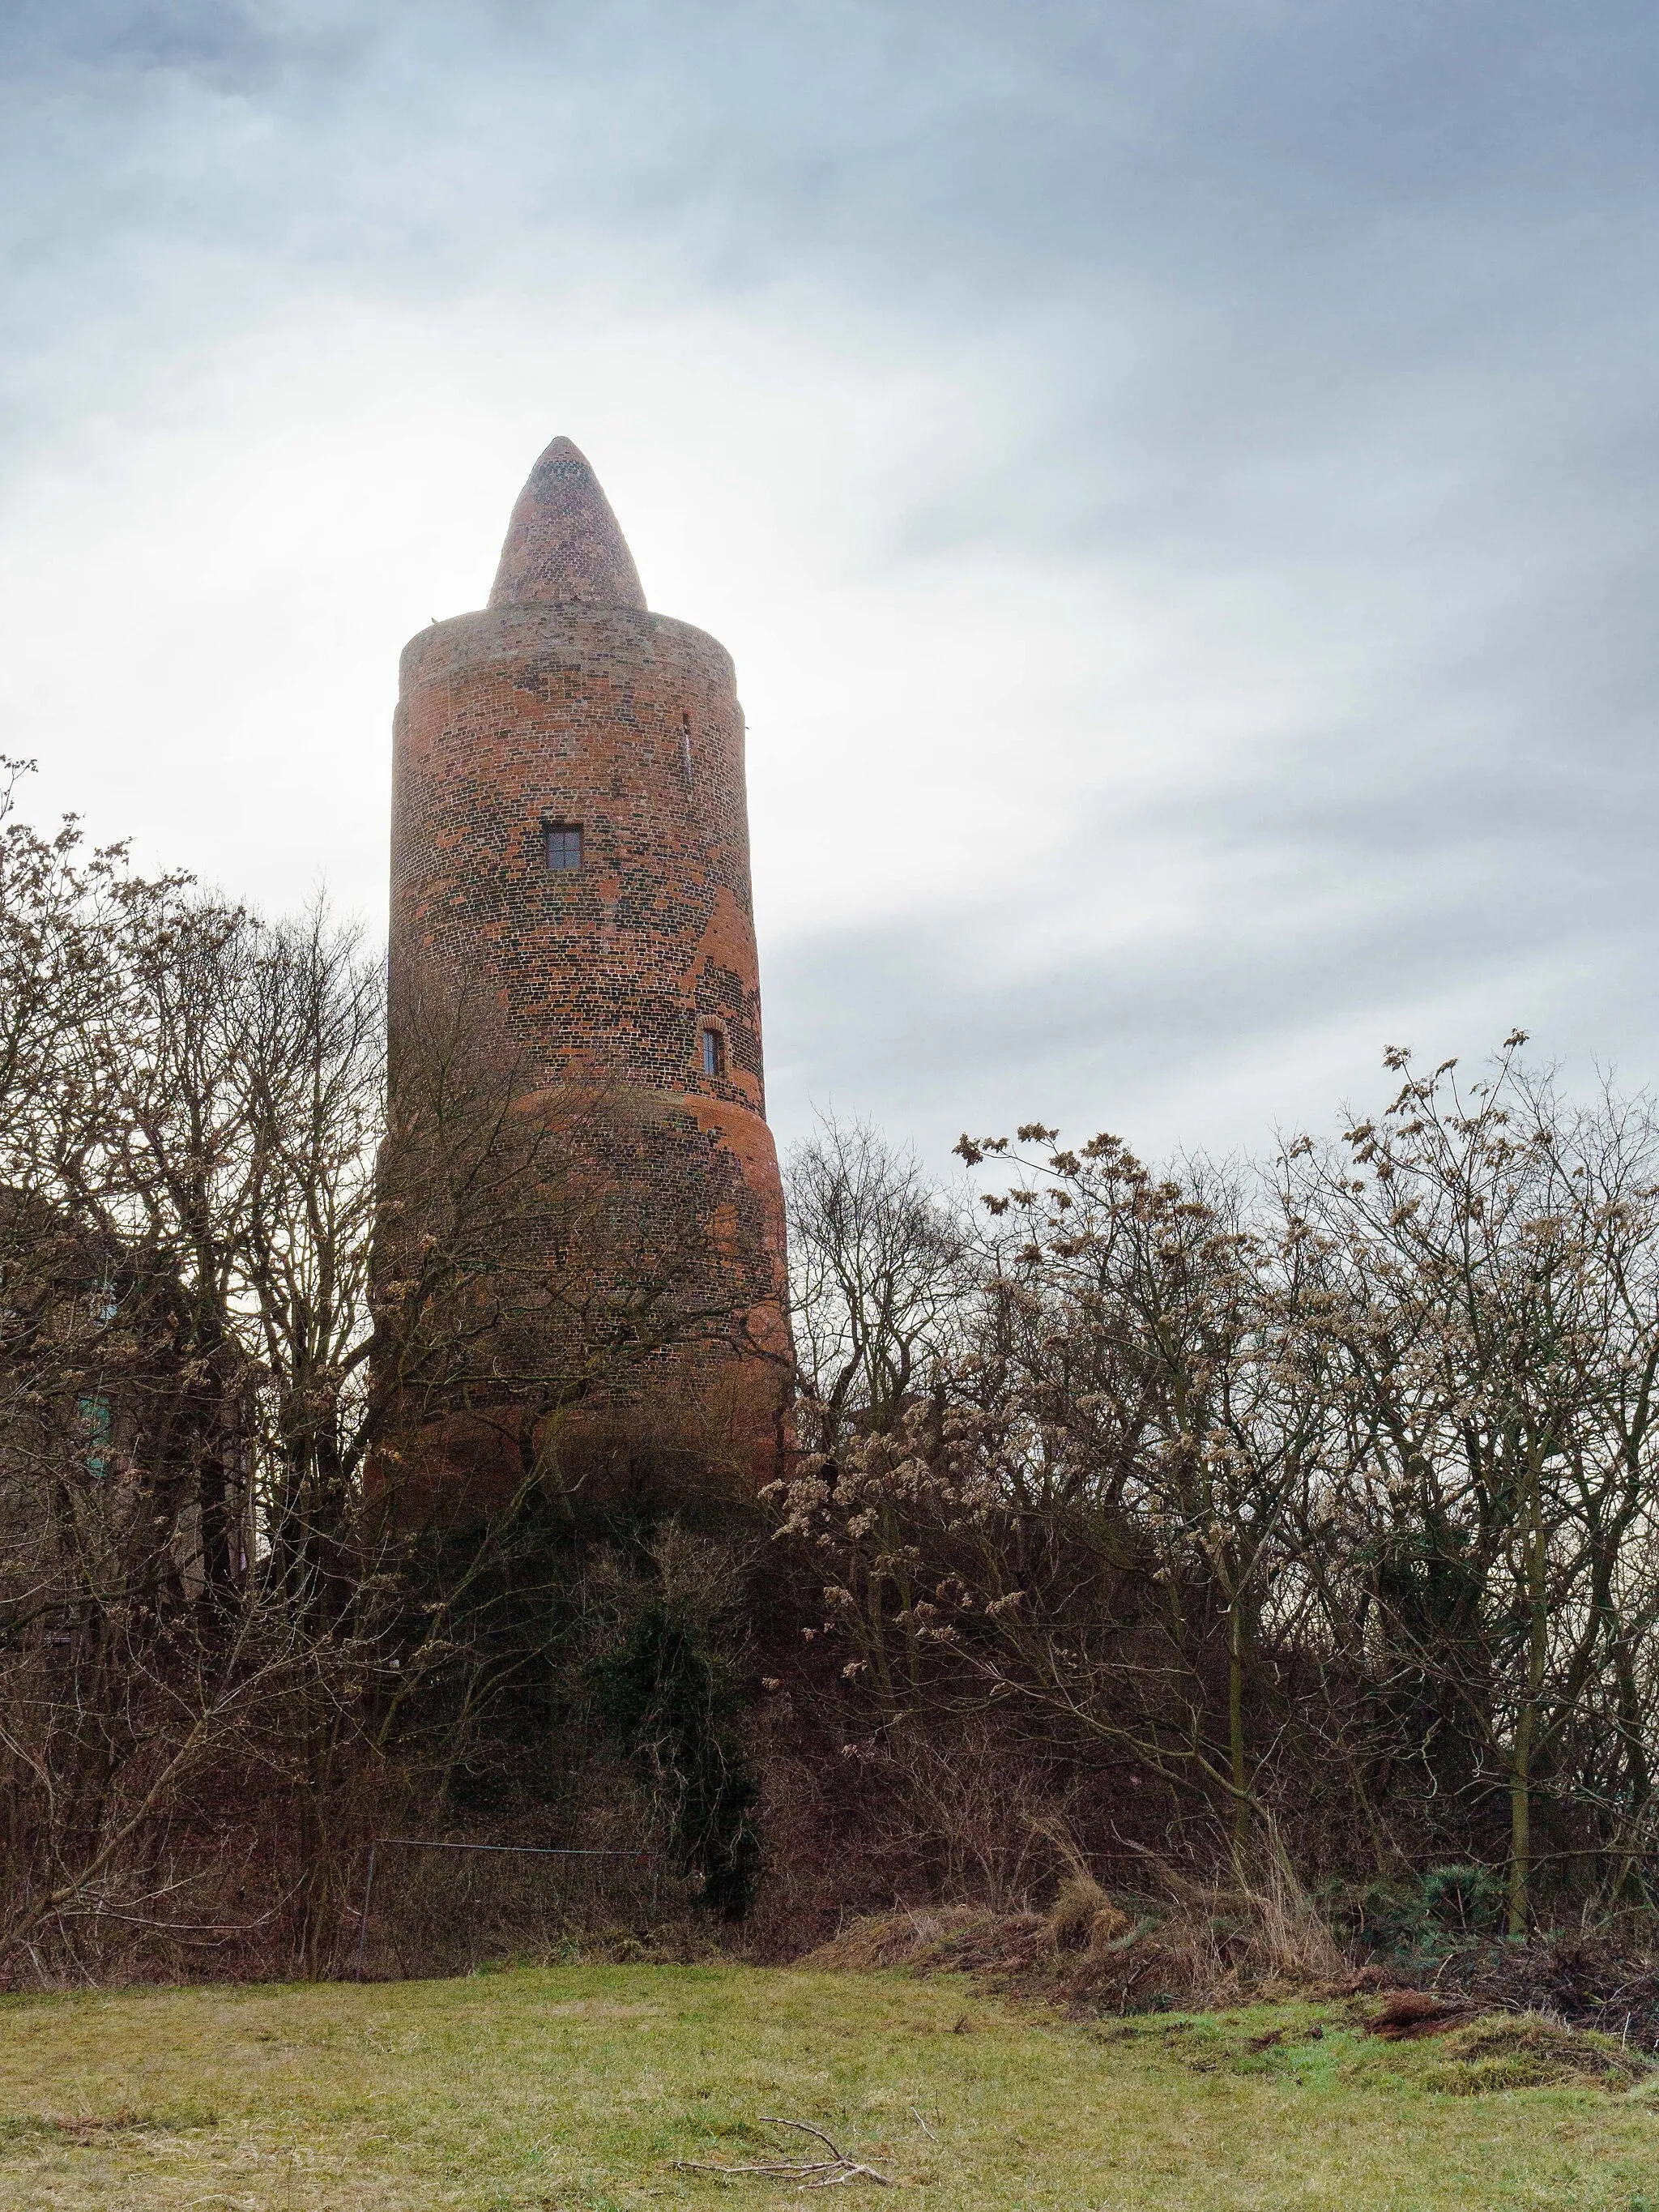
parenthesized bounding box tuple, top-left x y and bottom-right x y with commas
(389, 434, 787, 1479)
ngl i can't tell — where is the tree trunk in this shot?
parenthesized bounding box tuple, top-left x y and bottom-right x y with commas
(1507, 1455, 1549, 1938)
(1228, 1586, 1249, 1867)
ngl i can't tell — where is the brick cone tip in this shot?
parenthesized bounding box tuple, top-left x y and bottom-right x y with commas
(488, 435, 646, 610)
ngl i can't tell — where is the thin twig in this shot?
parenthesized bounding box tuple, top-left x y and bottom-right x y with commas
(760, 2116, 847, 2156)
(678, 2159, 839, 2176)
(676, 2114, 893, 2187)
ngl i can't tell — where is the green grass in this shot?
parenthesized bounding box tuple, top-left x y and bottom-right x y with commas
(0, 1965, 1653, 2210)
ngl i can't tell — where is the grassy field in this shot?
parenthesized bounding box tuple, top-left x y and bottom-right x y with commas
(0, 1963, 1654, 2210)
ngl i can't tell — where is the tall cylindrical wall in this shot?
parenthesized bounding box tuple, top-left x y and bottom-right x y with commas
(393, 600, 770, 1131)
(388, 553, 787, 1486)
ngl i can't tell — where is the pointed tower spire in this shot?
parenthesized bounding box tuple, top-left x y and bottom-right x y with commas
(487, 435, 646, 610)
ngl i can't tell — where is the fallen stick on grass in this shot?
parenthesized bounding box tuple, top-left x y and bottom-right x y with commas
(676, 2114, 893, 2187)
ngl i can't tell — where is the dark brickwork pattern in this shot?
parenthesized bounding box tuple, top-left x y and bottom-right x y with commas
(489, 433, 647, 612)
(393, 603, 766, 1112)
(388, 436, 787, 1470)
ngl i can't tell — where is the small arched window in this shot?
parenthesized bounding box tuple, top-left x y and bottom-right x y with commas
(701, 1026, 726, 1078)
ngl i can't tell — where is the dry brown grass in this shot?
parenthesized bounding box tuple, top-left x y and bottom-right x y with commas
(1047, 1874, 1130, 1950)
(809, 1852, 1351, 2018)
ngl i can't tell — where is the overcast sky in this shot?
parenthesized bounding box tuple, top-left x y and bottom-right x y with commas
(3, 2, 1657, 1172)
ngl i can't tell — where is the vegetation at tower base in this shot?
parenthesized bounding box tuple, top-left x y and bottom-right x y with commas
(592, 1591, 762, 1920)
(0, 765, 772, 1984)
(10, 754, 1659, 2031)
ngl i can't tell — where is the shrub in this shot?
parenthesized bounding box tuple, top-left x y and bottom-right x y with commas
(594, 1603, 761, 1920)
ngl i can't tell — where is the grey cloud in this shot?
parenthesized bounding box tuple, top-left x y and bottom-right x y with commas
(765, 812, 1615, 1164)
(765, 555, 1659, 1155)
(0, 2, 284, 83)
(11, 6, 1655, 297)
(6, 2, 1659, 1166)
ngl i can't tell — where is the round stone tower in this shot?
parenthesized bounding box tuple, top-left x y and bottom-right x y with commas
(389, 434, 787, 1476)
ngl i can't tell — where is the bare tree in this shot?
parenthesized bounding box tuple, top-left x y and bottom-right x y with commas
(1282, 1039, 1659, 1929)
(774, 1055, 1659, 1924)
(786, 1114, 967, 1451)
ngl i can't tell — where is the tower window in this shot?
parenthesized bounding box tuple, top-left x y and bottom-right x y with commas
(701, 1026, 725, 1078)
(544, 822, 583, 872)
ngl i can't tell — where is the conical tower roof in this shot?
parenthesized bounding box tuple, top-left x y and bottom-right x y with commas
(488, 435, 646, 610)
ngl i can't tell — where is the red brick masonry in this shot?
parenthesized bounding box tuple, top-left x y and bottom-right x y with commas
(388, 436, 787, 1470)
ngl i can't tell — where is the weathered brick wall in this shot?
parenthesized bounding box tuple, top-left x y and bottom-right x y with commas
(393, 604, 766, 1113)
(386, 438, 787, 1484)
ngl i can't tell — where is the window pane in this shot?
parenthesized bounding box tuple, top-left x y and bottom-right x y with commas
(544, 825, 582, 871)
